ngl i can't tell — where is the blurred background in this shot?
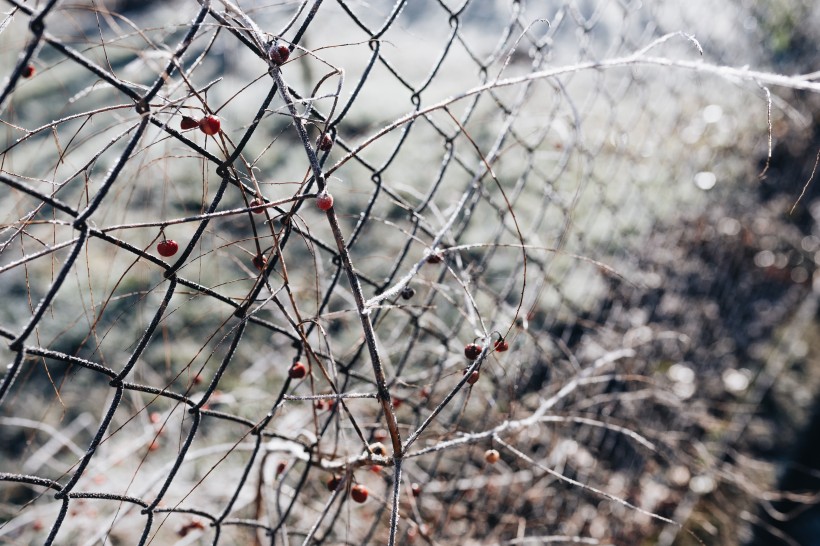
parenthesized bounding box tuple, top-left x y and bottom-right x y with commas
(1, 0, 820, 544)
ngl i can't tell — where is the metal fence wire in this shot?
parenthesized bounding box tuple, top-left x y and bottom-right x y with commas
(2, 0, 820, 544)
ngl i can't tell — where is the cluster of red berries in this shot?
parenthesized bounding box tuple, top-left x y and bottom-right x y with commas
(180, 114, 221, 136)
(462, 343, 483, 384)
(464, 338, 509, 359)
(460, 339, 508, 385)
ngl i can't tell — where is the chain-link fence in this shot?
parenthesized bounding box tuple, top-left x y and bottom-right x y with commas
(2, 1, 820, 544)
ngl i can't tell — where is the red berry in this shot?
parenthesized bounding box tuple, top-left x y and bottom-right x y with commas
(411, 483, 422, 497)
(180, 116, 199, 130)
(157, 239, 179, 257)
(149, 412, 161, 424)
(276, 461, 287, 476)
(464, 343, 482, 360)
(327, 475, 341, 491)
(494, 339, 509, 352)
(21, 64, 35, 78)
(249, 198, 265, 214)
(370, 464, 382, 473)
(318, 134, 333, 151)
(199, 115, 221, 135)
(269, 43, 290, 65)
(149, 439, 160, 451)
(316, 192, 334, 211)
(315, 399, 326, 410)
(463, 369, 480, 385)
(484, 449, 500, 464)
(351, 484, 368, 503)
(288, 361, 306, 379)
(393, 397, 403, 409)
(176, 518, 206, 537)
(373, 429, 388, 442)
(252, 254, 267, 271)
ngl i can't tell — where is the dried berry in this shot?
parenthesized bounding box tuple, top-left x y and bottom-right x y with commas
(269, 43, 290, 65)
(484, 449, 500, 464)
(400, 286, 415, 300)
(327, 475, 341, 491)
(177, 518, 206, 537)
(426, 252, 443, 264)
(463, 369, 479, 385)
(276, 461, 287, 476)
(411, 483, 422, 497)
(464, 343, 482, 360)
(180, 116, 199, 130)
(288, 361, 306, 379)
(252, 253, 267, 271)
(249, 198, 265, 214)
(370, 442, 386, 456)
(21, 64, 35, 78)
(318, 134, 333, 151)
(494, 339, 509, 352)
